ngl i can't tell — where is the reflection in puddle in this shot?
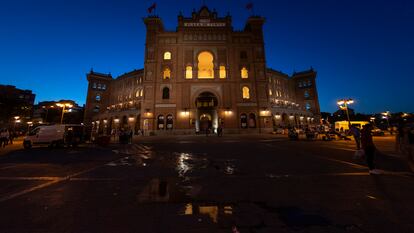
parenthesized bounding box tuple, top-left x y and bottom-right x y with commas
(175, 152, 209, 179)
(266, 174, 290, 179)
(177, 153, 191, 178)
(182, 203, 233, 223)
(106, 156, 137, 166)
(137, 179, 170, 202)
(224, 160, 237, 175)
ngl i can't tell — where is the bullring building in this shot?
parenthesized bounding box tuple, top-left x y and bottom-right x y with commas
(84, 6, 320, 135)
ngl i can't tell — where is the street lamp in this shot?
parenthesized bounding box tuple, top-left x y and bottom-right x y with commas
(182, 108, 191, 129)
(382, 111, 391, 130)
(13, 116, 20, 132)
(56, 103, 73, 124)
(42, 105, 55, 123)
(27, 121, 33, 133)
(337, 98, 354, 126)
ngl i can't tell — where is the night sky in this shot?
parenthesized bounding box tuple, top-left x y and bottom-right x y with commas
(0, 0, 413, 113)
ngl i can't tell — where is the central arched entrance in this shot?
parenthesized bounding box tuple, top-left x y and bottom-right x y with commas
(195, 92, 218, 133)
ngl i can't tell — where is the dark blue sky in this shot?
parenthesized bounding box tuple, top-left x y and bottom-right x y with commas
(1, 0, 413, 113)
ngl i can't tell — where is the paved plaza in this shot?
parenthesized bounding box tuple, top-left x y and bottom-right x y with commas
(0, 135, 413, 233)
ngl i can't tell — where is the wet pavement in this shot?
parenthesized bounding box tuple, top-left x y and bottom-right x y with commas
(0, 134, 413, 233)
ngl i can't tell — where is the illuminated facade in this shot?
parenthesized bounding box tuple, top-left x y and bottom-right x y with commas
(84, 7, 320, 135)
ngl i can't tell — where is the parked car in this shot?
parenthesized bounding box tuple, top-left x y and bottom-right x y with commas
(372, 127, 385, 136)
(23, 124, 84, 149)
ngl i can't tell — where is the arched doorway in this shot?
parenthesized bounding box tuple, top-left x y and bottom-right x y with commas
(281, 113, 289, 127)
(195, 92, 218, 133)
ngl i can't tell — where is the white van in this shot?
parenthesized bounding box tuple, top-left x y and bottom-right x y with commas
(23, 124, 83, 149)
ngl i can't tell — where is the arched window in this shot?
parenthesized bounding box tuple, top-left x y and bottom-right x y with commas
(97, 83, 102, 89)
(163, 51, 171, 60)
(166, 114, 173, 130)
(157, 115, 165, 130)
(163, 68, 171, 80)
(305, 102, 311, 111)
(304, 90, 310, 98)
(240, 51, 247, 59)
(198, 51, 214, 79)
(307, 80, 312, 86)
(248, 113, 256, 128)
(219, 65, 226, 79)
(240, 113, 248, 128)
(92, 82, 97, 89)
(185, 66, 193, 79)
(162, 87, 170, 99)
(102, 84, 106, 90)
(140, 89, 144, 97)
(241, 67, 248, 79)
(269, 89, 272, 96)
(242, 86, 250, 99)
(95, 94, 101, 101)
(135, 90, 140, 97)
(93, 105, 100, 112)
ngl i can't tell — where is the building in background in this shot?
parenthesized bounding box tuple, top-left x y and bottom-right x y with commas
(84, 6, 320, 135)
(33, 100, 84, 125)
(0, 85, 35, 128)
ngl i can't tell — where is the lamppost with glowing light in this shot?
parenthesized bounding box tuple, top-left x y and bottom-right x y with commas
(13, 116, 20, 132)
(56, 103, 73, 124)
(183, 108, 190, 129)
(337, 99, 354, 126)
(382, 111, 391, 131)
(26, 121, 33, 133)
(42, 105, 55, 123)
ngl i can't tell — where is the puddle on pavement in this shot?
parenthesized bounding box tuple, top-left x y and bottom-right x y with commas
(107, 145, 155, 167)
(266, 174, 291, 179)
(106, 156, 147, 167)
(180, 203, 233, 223)
(274, 206, 331, 228)
(174, 152, 240, 178)
(137, 178, 190, 203)
(175, 152, 209, 179)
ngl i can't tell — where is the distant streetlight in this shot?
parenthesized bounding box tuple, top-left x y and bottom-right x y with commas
(27, 121, 33, 132)
(56, 103, 73, 124)
(42, 105, 55, 123)
(337, 98, 354, 126)
(382, 111, 391, 130)
(13, 116, 20, 131)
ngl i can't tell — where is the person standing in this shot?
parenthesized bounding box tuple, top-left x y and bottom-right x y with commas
(3, 130, 9, 147)
(406, 126, 414, 171)
(9, 130, 14, 145)
(349, 125, 361, 150)
(0, 129, 6, 148)
(361, 124, 381, 174)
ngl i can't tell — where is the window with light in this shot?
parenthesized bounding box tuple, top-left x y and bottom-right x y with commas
(219, 66, 226, 79)
(163, 68, 171, 80)
(163, 51, 171, 60)
(242, 86, 250, 99)
(198, 51, 214, 79)
(186, 66, 192, 79)
(241, 67, 248, 79)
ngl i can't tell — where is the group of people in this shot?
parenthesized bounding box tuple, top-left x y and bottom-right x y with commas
(111, 128, 134, 144)
(397, 124, 414, 168)
(0, 129, 15, 148)
(349, 123, 414, 174)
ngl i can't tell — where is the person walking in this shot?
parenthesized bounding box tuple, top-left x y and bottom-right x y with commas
(0, 129, 6, 148)
(405, 126, 414, 171)
(361, 124, 381, 174)
(9, 130, 14, 145)
(349, 125, 361, 150)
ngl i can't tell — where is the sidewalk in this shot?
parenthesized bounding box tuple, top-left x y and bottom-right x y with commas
(0, 138, 23, 156)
